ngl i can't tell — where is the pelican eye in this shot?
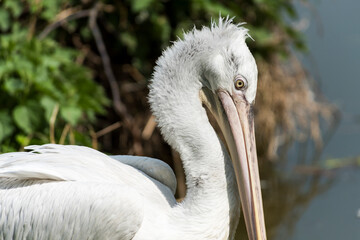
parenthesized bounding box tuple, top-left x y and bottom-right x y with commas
(234, 77, 246, 90)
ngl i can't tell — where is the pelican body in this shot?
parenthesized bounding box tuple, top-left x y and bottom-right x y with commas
(0, 18, 266, 240)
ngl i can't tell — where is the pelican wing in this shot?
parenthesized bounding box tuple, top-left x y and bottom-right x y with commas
(0, 144, 175, 201)
(0, 179, 144, 239)
(110, 155, 177, 194)
(0, 144, 138, 182)
(0, 144, 176, 239)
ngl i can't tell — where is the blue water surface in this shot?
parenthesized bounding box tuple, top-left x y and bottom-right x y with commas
(279, 0, 360, 239)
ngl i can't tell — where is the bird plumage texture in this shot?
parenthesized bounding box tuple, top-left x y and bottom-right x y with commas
(0, 17, 258, 240)
(0, 144, 175, 239)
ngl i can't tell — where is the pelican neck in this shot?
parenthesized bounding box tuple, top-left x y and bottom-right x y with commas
(149, 42, 240, 238)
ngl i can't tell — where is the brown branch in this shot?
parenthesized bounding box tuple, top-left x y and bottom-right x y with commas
(88, 125, 98, 150)
(38, 2, 137, 152)
(27, 15, 38, 40)
(39, 9, 92, 40)
(59, 124, 71, 145)
(142, 115, 156, 140)
(95, 121, 122, 138)
(88, 3, 131, 123)
(49, 103, 60, 143)
(39, 2, 132, 122)
(172, 149, 186, 200)
(69, 127, 75, 145)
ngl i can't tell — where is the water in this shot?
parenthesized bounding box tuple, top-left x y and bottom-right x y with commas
(270, 0, 360, 239)
(235, 1, 360, 239)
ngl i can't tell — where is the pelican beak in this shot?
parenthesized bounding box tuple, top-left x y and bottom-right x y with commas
(217, 90, 267, 240)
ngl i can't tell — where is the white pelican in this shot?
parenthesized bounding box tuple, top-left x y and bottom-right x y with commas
(0, 18, 266, 240)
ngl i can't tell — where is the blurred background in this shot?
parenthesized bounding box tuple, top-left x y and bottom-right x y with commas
(0, 0, 358, 239)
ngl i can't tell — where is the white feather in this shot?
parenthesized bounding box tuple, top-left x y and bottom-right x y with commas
(0, 144, 175, 193)
(110, 155, 177, 194)
(0, 144, 176, 239)
(0, 17, 259, 240)
(1, 179, 144, 240)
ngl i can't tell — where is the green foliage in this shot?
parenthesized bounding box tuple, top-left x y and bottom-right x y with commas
(0, 0, 306, 154)
(94, 0, 306, 75)
(0, 0, 109, 152)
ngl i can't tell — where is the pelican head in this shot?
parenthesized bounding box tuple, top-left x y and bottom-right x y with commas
(150, 18, 266, 239)
(200, 22, 266, 240)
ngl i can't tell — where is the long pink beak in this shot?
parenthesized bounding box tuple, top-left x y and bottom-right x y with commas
(218, 90, 267, 240)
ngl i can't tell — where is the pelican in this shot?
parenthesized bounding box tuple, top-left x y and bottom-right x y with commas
(0, 18, 266, 240)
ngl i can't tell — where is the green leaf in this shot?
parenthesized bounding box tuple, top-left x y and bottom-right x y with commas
(120, 32, 137, 53)
(60, 106, 82, 126)
(15, 134, 31, 147)
(12, 103, 40, 134)
(41, 1, 59, 21)
(131, 0, 154, 12)
(28, 0, 43, 14)
(40, 96, 57, 123)
(4, 0, 23, 17)
(0, 9, 10, 31)
(3, 78, 25, 95)
(0, 62, 7, 78)
(0, 144, 16, 153)
(0, 111, 14, 142)
(12, 105, 32, 134)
